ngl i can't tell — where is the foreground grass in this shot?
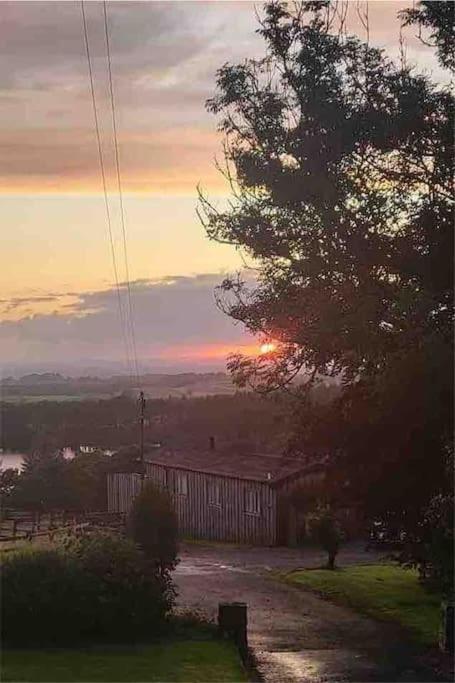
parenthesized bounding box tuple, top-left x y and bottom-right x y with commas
(287, 563, 441, 647)
(2, 640, 248, 682)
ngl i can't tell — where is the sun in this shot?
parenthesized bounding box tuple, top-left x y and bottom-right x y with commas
(259, 342, 276, 355)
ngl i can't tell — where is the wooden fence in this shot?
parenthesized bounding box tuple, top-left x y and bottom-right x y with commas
(0, 509, 126, 546)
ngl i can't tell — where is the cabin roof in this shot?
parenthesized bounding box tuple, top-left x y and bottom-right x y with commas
(144, 448, 323, 485)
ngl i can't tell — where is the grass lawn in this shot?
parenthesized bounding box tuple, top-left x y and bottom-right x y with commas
(2, 640, 248, 682)
(286, 563, 441, 647)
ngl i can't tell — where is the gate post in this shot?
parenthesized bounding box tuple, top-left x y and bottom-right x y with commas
(218, 602, 248, 661)
(440, 599, 454, 654)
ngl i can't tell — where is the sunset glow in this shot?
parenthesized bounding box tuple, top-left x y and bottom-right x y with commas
(0, 1, 442, 371)
(260, 343, 277, 355)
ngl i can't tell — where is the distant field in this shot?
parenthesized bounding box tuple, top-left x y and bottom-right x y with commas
(2, 373, 236, 402)
(1, 394, 115, 403)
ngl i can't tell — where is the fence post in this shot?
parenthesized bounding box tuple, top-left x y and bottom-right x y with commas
(218, 602, 248, 661)
(440, 599, 454, 654)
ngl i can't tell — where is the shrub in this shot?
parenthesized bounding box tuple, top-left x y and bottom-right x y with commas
(2, 531, 174, 646)
(127, 482, 178, 574)
(1, 549, 95, 645)
(308, 506, 343, 570)
(399, 493, 454, 596)
(64, 530, 175, 635)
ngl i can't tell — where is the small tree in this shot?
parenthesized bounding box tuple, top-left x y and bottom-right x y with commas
(127, 482, 178, 575)
(0, 468, 20, 505)
(11, 451, 77, 512)
(308, 506, 342, 570)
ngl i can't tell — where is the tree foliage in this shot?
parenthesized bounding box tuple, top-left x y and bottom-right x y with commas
(307, 505, 343, 569)
(10, 450, 110, 512)
(0, 468, 20, 503)
(127, 481, 179, 575)
(1, 392, 289, 454)
(400, 493, 454, 596)
(200, 1, 453, 534)
(401, 0, 455, 72)
(2, 531, 173, 645)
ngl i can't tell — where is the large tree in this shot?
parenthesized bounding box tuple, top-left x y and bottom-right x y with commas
(200, 1, 453, 525)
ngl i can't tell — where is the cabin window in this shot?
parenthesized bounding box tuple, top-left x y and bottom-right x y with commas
(208, 482, 221, 507)
(175, 473, 188, 496)
(245, 489, 261, 515)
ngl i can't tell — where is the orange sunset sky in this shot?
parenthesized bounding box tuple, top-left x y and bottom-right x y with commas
(0, 1, 443, 373)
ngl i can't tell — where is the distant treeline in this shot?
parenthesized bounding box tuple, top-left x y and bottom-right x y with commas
(1, 392, 295, 455)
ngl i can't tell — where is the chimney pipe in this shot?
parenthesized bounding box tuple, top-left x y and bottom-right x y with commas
(209, 436, 215, 451)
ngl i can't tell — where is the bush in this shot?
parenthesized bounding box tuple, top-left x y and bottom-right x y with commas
(64, 530, 175, 634)
(2, 531, 174, 646)
(2, 549, 92, 645)
(127, 482, 178, 574)
(308, 506, 343, 570)
(399, 493, 454, 596)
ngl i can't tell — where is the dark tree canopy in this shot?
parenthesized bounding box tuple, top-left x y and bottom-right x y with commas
(401, 0, 455, 72)
(200, 1, 454, 524)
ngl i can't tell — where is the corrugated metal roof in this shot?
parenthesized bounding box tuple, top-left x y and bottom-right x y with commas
(144, 448, 321, 484)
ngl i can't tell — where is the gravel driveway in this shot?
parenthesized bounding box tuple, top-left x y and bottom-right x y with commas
(174, 542, 449, 683)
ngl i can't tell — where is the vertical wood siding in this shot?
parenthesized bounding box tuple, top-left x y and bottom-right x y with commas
(275, 471, 324, 545)
(107, 472, 142, 513)
(108, 466, 278, 545)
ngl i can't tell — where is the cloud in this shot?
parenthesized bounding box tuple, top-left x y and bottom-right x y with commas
(1, 1, 443, 195)
(0, 1, 261, 193)
(0, 272, 257, 367)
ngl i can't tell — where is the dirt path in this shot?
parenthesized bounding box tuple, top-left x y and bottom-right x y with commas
(174, 542, 448, 683)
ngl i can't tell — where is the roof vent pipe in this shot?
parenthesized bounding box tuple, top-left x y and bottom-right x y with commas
(209, 436, 215, 451)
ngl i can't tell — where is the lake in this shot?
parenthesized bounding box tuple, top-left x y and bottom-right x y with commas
(0, 452, 25, 471)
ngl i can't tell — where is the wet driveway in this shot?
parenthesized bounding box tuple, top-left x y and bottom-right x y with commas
(174, 542, 449, 683)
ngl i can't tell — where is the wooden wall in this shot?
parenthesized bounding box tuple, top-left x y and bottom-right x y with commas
(107, 472, 142, 513)
(275, 470, 326, 546)
(108, 465, 278, 545)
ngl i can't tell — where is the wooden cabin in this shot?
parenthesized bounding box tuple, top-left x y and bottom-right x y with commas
(107, 447, 326, 546)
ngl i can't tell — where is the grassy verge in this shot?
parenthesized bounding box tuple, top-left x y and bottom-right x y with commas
(286, 563, 441, 647)
(2, 640, 248, 682)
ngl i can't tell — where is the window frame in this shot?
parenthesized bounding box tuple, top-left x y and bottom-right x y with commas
(175, 472, 188, 496)
(245, 488, 261, 516)
(207, 480, 221, 508)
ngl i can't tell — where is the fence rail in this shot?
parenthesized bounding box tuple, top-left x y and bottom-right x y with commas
(0, 510, 126, 545)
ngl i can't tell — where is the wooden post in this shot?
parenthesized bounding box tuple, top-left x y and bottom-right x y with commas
(218, 602, 248, 661)
(139, 391, 146, 483)
(440, 599, 454, 654)
(12, 520, 17, 538)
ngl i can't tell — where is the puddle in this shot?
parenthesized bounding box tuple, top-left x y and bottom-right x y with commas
(175, 561, 249, 576)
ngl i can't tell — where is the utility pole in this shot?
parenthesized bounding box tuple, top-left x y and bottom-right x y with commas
(139, 390, 146, 482)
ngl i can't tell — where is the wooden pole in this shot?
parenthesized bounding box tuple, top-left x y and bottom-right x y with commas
(440, 599, 454, 653)
(139, 390, 146, 483)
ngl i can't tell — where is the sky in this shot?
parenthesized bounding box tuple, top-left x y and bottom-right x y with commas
(0, 1, 443, 375)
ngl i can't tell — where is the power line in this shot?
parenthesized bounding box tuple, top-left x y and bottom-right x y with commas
(80, 0, 135, 384)
(103, 0, 141, 387)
